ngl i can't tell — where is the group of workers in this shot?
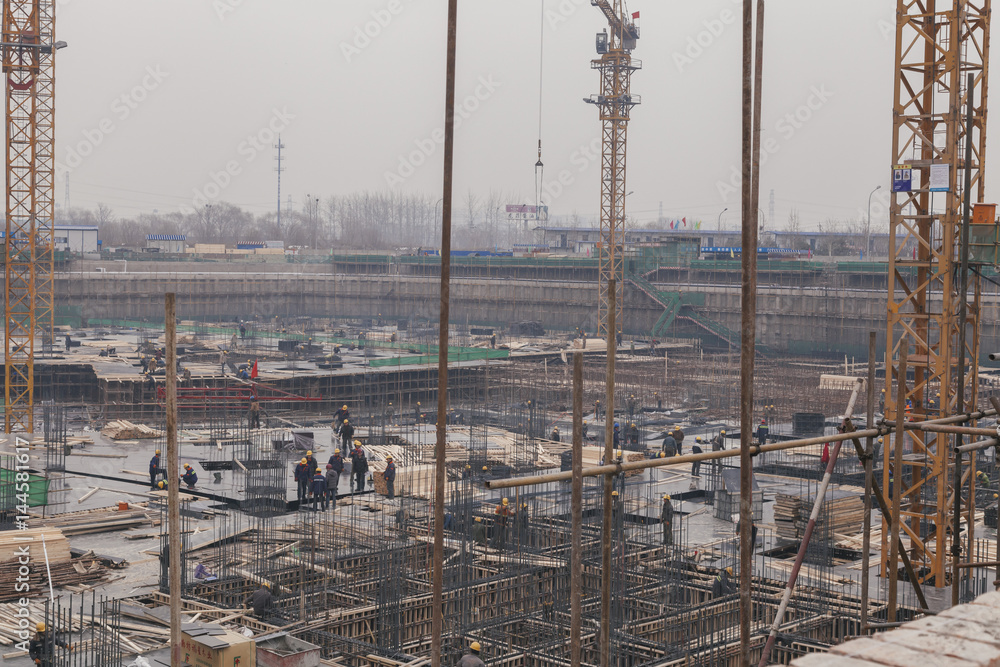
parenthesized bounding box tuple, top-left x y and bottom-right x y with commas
(468, 497, 531, 550)
(148, 449, 198, 490)
(291, 438, 385, 510)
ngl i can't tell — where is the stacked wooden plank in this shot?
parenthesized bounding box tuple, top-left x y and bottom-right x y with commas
(0, 527, 71, 563)
(101, 420, 162, 440)
(34, 504, 155, 536)
(774, 488, 864, 542)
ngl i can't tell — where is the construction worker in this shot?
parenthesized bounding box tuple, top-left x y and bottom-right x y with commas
(550, 426, 560, 442)
(181, 464, 198, 489)
(613, 423, 621, 447)
(472, 516, 487, 546)
(462, 464, 471, 480)
(351, 442, 368, 493)
(341, 419, 355, 450)
(756, 419, 769, 446)
(311, 467, 328, 511)
(384, 455, 396, 499)
(328, 448, 344, 492)
(594, 399, 602, 421)
(157, 480, 168, 491)
(481, 465, 489, 477)
(457, 641, 485, 667)
(325, 464, 339, 509)
(713, 567, 734, 596)
(654, 391, 662, 410)
(712, 430, 726, 451)
(672, 428, 685, 456)
(977, 470, 992, 489)
(661, 494, 674, 545)
(661, 430, 677, 457)
(333, 404, 349, 433)
(582, 420, 589, 440)
(304, 450, 317, 473)
(149, 449, 161, 489)
(294, 457, 310, 507)
(691, 437, 704, 478)
(248, 397, 261, 429)
(244, 582, 273, 619)
(414, 401, 422, 423)
(627, 422, 639, 448)
(542, 592, 554, 622)
(29, 621, 69, 666)
(493, 498, 511, 549)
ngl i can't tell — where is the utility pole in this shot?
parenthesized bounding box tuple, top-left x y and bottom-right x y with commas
(275, 135, 285, 234)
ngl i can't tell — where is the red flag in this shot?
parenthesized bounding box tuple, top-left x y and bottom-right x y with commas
(250, 360, 258, 379)
(631, 11, 640, 19)
(669, 221, 674, 229)
(682, 217, 687, 227)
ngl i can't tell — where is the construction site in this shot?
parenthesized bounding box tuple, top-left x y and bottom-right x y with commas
(2, 1, 1000, 667)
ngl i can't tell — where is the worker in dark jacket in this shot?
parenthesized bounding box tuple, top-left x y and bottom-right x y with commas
(311, 468, 327, 510)
(351, 443, 368, 493)
(457, 641, 485, 667)
(493, 498, 511, 549)
(333, 404, 349, 433)
(149, 449, 161, 489)
(294, 457, 310, 506)
(550, 426, 560, 442)
(28, 622, 69, 666)
(691, 437, 704, 477)
(661, 494, 674, 545)
(341, 419, 355, 450)
(756, 419, 769, 446)
(248, 398, 261, 429)
(328, 449, 344, 492)
(384, 455, 396, 499)
(244, 583, 273, 619)
(304, 450, 316, 473)
(713, 567, 734, 596)
(181, 463, 198, 489)
(325, 464, 339, 508)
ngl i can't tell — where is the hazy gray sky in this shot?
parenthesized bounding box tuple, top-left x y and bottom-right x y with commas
(56, 1, 941, 231)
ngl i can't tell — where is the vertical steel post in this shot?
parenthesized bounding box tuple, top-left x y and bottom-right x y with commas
(166, 293, 181, 665)
(431, 1, 458, 664)
(571, 351, 583, 667)
(601, 279, 616, 667)
(739, 1, 759, 665)
(952, 71, 975, 606)
(889, 347, 907, 622)
(861, 331, 876, 630)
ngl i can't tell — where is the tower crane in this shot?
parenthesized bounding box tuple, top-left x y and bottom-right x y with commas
(883, 0, 990, 590)
(2, 0, 60, 432)
(585, 0, 639, 339)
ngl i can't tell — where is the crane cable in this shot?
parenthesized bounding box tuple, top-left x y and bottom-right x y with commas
(534, 0, 545, 217)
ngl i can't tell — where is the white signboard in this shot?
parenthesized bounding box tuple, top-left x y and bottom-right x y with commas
(929, 164, 950, 192)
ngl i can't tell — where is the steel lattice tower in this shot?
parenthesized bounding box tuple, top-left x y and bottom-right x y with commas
(883, 0, 990, 587)
(589, 1, 639, 339)
(2, 0, 56, 432)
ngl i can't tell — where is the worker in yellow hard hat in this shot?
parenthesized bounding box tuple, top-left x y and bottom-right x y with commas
(304, 450, 316, 474)
(472, 515, 487, 545)
(713, 566, 735, 596)
(493, 498, 512, 549)
(333, 404, 350, 433)
(149, 448, 163, 489)
(181, 463, 198, 489)
(458, 641, 484, 667)
(340, 418, 355, 450)
(294, 457, 311, 507)
(661, 493, 674, 545)
(29, 620, 69, 664)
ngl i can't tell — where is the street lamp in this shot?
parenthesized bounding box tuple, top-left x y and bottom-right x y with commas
(717, 207, 728, 233)
(867, 185, 882, 259)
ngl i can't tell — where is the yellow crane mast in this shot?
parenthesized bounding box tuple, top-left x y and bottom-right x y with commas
(586, 0, 640, 339)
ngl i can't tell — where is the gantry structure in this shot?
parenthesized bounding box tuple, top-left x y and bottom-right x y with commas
(884, 0, 991, 587)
